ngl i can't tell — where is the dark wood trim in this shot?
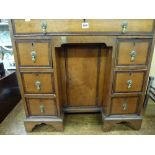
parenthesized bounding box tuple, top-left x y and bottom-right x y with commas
(19, 68, 54, 73)
(105, 40, 117, 115)
(24, 94, 56, 98)
(63, 106, 102, 113)
(13, 32, 154, 37)
(96, 46, 101, 106)
(52, 42, 63, 116)
(64, 46, 69, 106)
(115, 66, 148, 70)
(112, 92, 144, 97)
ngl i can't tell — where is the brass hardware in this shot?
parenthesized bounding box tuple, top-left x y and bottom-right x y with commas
(129, 50, 137, 62)
(39, 105, 45, 113)
(35, 80, 41, 90)
(31, 51, 37, 63)
(127, 79, 132, 89)
(122, 103, 128, 111)
(121, 21, 128, 33)
(41, 20, 47, 34)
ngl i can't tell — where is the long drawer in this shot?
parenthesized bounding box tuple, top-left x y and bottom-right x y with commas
(12, 19, 154, 34)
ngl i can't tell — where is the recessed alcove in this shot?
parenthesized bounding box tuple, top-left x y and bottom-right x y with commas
(56, 43, 112, 112)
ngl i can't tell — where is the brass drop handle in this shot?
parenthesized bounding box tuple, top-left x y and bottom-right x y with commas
(39, 105, 45, 113)
(130, 50, 137, 62)
(35, 80, 41, 90)
(41, 21, 47, 34)
(122, 103, 128, 111)
(31, 51, 37, 63)
(127, 79, 132, 89)
(121, 21, 128, 33)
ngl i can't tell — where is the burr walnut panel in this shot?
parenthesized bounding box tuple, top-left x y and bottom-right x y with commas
(13, 19, 154, 34)
(22, 73, 55, 94)
(111, 97, 139, 114)
(26, 98, 57, 116)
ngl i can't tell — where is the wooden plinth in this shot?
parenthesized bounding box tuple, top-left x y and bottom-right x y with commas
(24, 116, 64, 132)
(102, 113, 143, 132)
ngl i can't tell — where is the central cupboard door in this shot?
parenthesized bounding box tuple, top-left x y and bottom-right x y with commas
(64, 44, 107, 107)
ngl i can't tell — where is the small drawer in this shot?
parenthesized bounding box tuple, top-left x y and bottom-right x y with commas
(16, 40, 51, 67)
(117, 39, 150, 66)
(111, 97, 138, 114)
(114, 71, 144, 93)
(13, 19, 154, 34)
(22, 73, 54, 94)
(27, 98, 57, 116)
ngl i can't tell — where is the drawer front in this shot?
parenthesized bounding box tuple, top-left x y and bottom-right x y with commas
(117, 40, 150, 66)
(16, 40, 51, 67)
(22, 73, 54, 94)
(13, 19, 154, 34)
(27, 98, 57, 116)
(114, 72, 144, 93)
(111, 97, 138, 114)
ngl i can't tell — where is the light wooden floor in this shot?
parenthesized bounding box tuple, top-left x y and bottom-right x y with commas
(0, 99, 155, 135)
